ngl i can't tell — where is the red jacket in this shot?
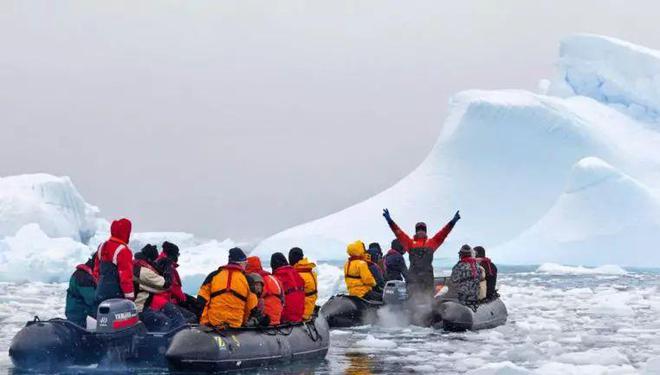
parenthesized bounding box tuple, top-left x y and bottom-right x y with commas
(389, 221, 455, 253)
(272, 265, 305, 323)
(94, 218, 134, 299)
(150, 253, 186, 311)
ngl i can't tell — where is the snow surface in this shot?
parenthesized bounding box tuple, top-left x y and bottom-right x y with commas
(535, 263, 628, 276)
(254, 34, 660, 267)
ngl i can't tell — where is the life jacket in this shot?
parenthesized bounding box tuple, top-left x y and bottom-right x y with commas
(292, 258, 318, 320)
(150, 253, 185, 310)
(95, 237, 134, 302)
(76, 263, 97, 284)
(344, 241, 376, 298)
(198, 264, 252, 328)
(132, 258, 166, 312)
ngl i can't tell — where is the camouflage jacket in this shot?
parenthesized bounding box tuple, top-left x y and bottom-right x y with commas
(450, 261, 479, 306)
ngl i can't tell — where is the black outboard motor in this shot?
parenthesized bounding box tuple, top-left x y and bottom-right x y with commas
(95, 299, 146, 364)
(382, 280, 408, 306)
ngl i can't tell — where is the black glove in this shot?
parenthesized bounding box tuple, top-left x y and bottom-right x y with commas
(450, 210, 461, 224)
(383, 208, 394, 225)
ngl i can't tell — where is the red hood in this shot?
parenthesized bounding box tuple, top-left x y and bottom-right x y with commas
(246, 256, 263, 274)
(110, 218, 132, 244)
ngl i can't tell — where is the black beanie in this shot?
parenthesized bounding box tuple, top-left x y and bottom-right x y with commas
(288, 247, 304, 266)
(474, 246, 486, 258)
(162, 241, 180, 259)
(141, 244, 159, 262)
(391, 239, 404, 253)
(415, 222, 427, 232)
(368, 242, 382, 254)
(270, 252, 288, 271)
(228, 247, 247, 263)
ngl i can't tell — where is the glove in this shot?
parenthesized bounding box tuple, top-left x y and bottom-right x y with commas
(451, 210, 461, 224)
(383, 208, 394, 224)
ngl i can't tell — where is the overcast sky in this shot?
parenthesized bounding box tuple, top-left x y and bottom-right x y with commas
(2, 1, 660, 242)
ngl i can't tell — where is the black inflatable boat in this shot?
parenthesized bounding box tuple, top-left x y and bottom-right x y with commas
(166, 315, 330, 372)
(435, 297, 508, 331)
(9, 299, 180, 371)
(320, 294, 383, 328)
(9, 298, 331, 372)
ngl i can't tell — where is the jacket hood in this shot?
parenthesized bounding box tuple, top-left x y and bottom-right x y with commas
(347, 240, 366, 257)
(110, 218, 132, 244)
(246, 256, 264, 274)
(293, 257, 316, 269)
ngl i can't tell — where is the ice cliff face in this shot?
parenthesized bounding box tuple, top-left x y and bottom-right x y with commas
(0, 174, 99, 243)
(254, 34, 660, 267)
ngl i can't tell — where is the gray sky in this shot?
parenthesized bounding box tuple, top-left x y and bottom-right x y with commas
(2, 1, 659, 242)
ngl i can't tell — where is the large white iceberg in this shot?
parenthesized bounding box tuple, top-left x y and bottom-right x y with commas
(254, 34, 660, 266)
(0, 174, 99, 243)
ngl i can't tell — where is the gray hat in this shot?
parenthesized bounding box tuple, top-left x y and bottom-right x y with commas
(459, 244, 472, 257)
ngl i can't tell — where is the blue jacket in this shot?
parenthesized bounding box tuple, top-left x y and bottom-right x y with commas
(384, 249, 408, 282)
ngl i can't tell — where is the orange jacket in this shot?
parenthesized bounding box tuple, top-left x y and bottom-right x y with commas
(246, 256, 284, 325)
(198, 264, 254, 328)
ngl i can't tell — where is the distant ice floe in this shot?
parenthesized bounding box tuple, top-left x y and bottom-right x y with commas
(535, 263, 627, 276)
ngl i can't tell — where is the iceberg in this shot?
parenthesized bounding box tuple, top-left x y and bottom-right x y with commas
(254, 34, 660, 266)
(0, 174, 99, 243)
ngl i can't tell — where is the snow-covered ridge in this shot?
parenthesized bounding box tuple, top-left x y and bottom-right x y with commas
(254, 34, 660, 267)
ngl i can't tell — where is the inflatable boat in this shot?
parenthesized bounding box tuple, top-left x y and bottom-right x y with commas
(9, 299, 180, 371)
(9, 298, 331, 372)
(435, 297, 508, 331)
(166, 316, 330, 372)
(320, 294, 383, 328)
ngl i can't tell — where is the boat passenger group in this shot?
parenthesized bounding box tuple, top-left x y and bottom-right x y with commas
(65, 208, 498, 331)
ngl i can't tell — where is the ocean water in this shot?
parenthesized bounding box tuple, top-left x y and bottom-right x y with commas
(3, 265, 660, 374)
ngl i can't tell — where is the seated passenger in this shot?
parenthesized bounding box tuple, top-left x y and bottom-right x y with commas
(478, 263, 487, 301)
(152, 242, 198, 322)
(246, 256, 284, 325)
(367, 242, 384, 270)
(133, 244, 185, 331)
(365, 244, 385, 293)
(288, 247, 318, 320)
(344, 241, 380, 301)
(474, 246, 498, 299)
(197, 247, 255, 328)
(450, 244, 480, 306)
(384, 239, 408, 282)
(245, 273, 270, 327)
(94, 218, 134, 304)
(65, 255, 97, 327)
(271, 252, 305, 323)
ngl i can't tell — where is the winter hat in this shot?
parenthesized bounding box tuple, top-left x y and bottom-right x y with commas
(459, 244, 473, 257)
(367, 243, 382, 263)
(247, 273, 264, 290)
(288, 247, 304, 266)
(228, 247, 247, 263)
(141, 244, 159, 261)
(391, 239, 404, 253)
(246, 256, 263, 274)
(270, 252, 289, 271)
(415, 222, 427, 232)
(162, 241, 180, 259)
(473, 246, 486, 258)
(368, 242, 382, 254)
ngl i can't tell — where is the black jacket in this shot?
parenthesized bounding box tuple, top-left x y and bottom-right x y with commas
(384, 249, 408, 282)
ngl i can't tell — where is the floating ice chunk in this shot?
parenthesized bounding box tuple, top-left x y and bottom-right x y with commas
(466, 361, 531, 375)
(354, 334, 397, 349)
(535, 263, 628, 276)
(0, 174, 99, 242)
(553, 347, 630, 366)
(642, 356, 660, 374)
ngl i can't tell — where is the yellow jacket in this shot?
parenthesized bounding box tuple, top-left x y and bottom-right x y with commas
(293, 258, 318, 320)
(198, 264, 254, 328)
(344, 241, 376, 298)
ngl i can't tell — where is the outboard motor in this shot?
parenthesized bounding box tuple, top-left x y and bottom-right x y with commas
(95, 299, 146, 364)
(382, 280, 408, 306)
